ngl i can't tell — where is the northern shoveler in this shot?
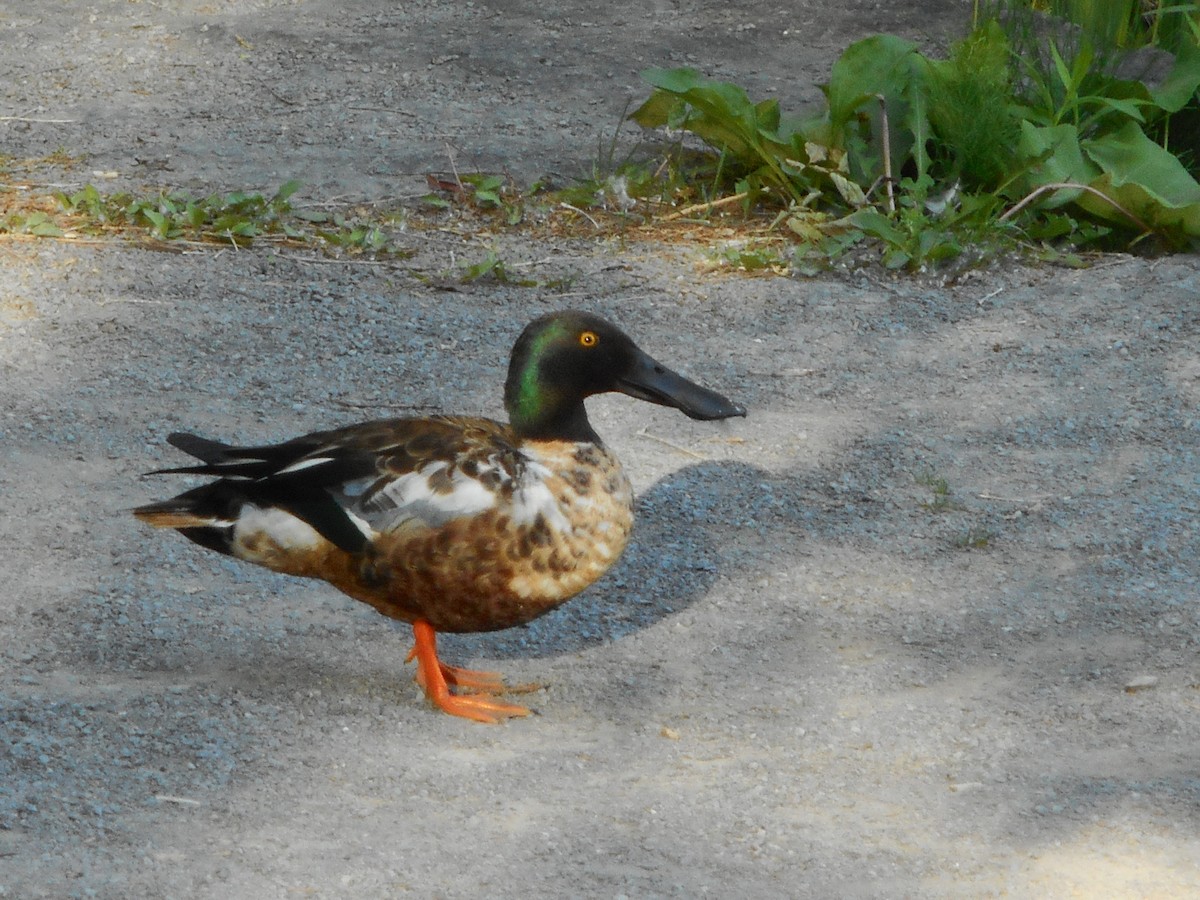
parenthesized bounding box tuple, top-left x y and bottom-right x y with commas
(133, 311, 745, 722)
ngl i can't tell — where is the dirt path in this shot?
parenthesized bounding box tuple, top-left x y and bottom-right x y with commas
(2, 2, 1199, 897)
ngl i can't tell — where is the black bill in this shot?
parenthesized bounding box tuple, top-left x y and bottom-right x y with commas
(618, 348, 747, 421)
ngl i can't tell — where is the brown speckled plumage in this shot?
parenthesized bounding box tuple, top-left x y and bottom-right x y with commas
(134, 311, 743, 722)
(216, 435, 632, 633)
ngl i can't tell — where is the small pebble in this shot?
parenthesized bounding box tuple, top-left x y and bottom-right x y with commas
(948, 781, 984, 793)
(1124, 675, 1158, 693)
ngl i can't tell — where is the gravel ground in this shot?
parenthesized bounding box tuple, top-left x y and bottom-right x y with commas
(2, 2, 1200, 898)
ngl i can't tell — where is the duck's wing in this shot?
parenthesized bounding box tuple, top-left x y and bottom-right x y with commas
(136, 416, 527, 556)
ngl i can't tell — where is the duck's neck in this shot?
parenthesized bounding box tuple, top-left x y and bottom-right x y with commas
(505, 370, 600, 444)
(507, 394, 600, 444)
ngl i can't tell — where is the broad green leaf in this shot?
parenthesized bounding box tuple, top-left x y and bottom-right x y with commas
(22, 212, 63, 237)
(273, 179, 303, 203)
(826, 36, 923, 183)
(635, 69, 763, 159)
(1083, 120, 1200, 200)
(1091, 96, 1148, 122)
(824, 35, 919, 134)
(1150, 40, 1200, 113)
(1081, 120, 1200, 236)
(628, 87, 682, 129)
(639, 66, 706, 96)
(829, 171, 867, 207)
(847, 208, 905, 244)
(882, 245, 912, 269)
(30, 220, 64, 237)
(142, 209, 166, 233)
(1018, 121, 1091, 179)
(923, 229, 962, 263)
(633, 67, 808, 201)
(1017, 122, 1099, 205)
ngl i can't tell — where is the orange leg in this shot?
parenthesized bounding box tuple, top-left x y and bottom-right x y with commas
(405, 620, 531, 723)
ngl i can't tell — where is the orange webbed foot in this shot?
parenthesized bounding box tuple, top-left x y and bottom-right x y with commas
(406, 621, 534, 723)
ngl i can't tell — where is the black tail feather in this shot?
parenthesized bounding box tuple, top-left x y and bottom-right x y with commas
(140, 431, 373, 556)
(154, 432, 294, 479)
(168, 432, 237, 464)
(136, 476, 369, 557)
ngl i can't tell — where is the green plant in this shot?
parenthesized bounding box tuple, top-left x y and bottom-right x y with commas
(56, 180, 304, 244)
(423, 172, 525, 224)
(916, 471, 960, 512)
(315, 216, 390, 252)
(703, 241, 790, 273)
(0, 180, 415, 258)
(0, 209, 63, 237)
(630, 67, 817, 206)
(628, 0, 1200, 265)
(455, 250, 537, 286)
(843, 176, 1000, 269)
(955, 525, 995, 549)
(986, 0, 1200, 54)
(549, 101, 697, 214)
(924, 22, 1022, 187)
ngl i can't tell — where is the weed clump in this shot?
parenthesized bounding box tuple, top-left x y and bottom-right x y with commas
(626, 0, 1200, 268)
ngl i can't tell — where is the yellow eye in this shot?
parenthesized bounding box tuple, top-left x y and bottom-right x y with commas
(579, 330, 599, 348)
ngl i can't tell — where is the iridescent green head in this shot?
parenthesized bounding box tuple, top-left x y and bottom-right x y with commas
(503, 311, 746, 442)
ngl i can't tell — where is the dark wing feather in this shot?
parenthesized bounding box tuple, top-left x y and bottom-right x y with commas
(167, 432, 243, 464)
(152, 432, 288, 478)
(143, 416, 524, 556)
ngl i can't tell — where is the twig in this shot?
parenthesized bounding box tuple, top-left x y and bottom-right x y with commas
(444, 142, 463, 194)
(262, 86, 302, 108)
(876, 95, 895, 214)
(862, 174, 888, 203)
(262, 254, 414, 270)
(0, 116, 76, 124)
(295, 194, 421, 210)
(558, 202, 600, 229)
(661, 191, 751, 222)
(977, 492, 1050, 503)
(636, 427, 705, 459)
(999, 182, 1152, 234)
(348, 106, 415, 117)
(976, 286, 1003, 306)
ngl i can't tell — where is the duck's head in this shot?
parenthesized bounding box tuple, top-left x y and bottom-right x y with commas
(504, 311, 746, 442)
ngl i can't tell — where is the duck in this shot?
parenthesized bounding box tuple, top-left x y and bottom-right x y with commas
(133, 310, 745, 722)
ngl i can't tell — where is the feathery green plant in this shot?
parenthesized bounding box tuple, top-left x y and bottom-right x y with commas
(628, 0, 1200, 265)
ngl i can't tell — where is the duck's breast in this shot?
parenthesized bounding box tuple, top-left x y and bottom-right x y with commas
(503, 440, 634, 606)
(343, 439, 633, 633)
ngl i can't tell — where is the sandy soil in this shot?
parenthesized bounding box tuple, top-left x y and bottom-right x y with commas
(2, 1, 1199, 897)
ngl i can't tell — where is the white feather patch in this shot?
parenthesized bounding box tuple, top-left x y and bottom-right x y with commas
(234, 504, 324, 552)
(358, 462, 499, 530)
(343, 509, 377, 540)
(510, 462, 571, 532)
(274, 456, 335, 476)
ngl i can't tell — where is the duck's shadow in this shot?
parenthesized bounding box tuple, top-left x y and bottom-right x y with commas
(450, 459, 766, 661)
